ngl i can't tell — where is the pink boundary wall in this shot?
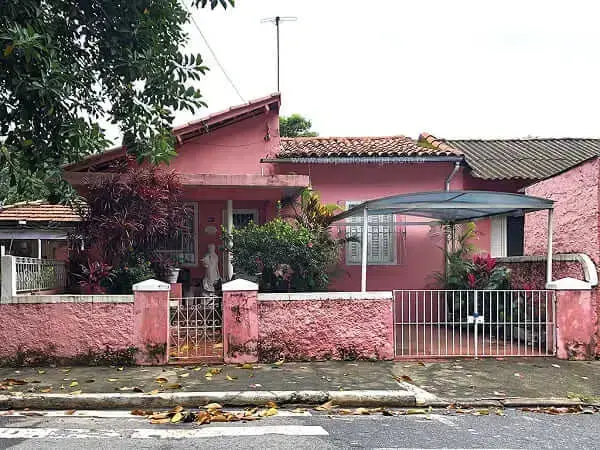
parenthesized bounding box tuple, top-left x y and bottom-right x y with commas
(0, 282, 170, 364)
(499, 258, 599, 359)
(256, 293, 394, 362)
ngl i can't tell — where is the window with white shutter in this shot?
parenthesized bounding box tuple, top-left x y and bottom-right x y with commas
(345, 201, 396, 265)
(490, 216, 507, 257)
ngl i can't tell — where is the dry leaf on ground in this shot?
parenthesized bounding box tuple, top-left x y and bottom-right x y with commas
(155, 377, 168, 384)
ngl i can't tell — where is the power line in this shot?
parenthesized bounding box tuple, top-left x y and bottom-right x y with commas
(183, 1, 245, 103)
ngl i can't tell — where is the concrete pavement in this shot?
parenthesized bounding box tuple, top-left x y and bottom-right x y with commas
(1, 358, 598, 409)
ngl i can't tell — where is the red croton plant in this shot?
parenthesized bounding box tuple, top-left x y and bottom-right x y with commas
(71, 162, 188, 293)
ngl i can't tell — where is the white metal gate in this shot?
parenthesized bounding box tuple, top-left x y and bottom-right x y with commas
(169, 296, 223, 362)
(393, 290, 556, 358)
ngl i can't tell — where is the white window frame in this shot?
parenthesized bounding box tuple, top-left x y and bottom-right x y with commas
(345, 201, 397, 266)
(156, 202, 199, 267)
(490, 215, 507, 258)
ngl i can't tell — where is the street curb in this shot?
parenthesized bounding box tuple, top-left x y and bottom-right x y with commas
(420, 397, 593, 408)
(0, 390, 416, 410)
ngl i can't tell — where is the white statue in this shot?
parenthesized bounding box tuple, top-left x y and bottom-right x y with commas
(202, 243, 221, 294)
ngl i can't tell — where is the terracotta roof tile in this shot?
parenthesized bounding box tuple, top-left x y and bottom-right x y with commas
(278, 136, 462, 158)
(0, 201, 82, 222)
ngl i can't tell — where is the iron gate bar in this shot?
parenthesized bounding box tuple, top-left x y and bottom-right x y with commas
(393, 289, 556, 358)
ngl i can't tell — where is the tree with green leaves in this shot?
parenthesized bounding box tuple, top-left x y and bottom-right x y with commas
(0, 0, 233, 204)
(279, 113, 318, 138)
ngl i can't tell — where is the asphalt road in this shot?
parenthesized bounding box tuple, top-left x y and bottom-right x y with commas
(0, 408, 598, 449)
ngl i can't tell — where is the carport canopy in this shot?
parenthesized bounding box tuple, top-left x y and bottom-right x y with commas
(330, 191, 555, 292)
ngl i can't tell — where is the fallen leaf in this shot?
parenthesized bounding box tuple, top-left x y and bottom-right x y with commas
(582, 376, 589, 380)
(118, 386, 132, 391)
(193, 367, 202, 371)
(474, 409, 489, 416)
(315, 400, 336, 411)
(150, 418, 170, 424)
(552, 364, 560, 368)
(226, 375, 237, 381)
(150, 413, 169, 420)
(273, 360, 285, 366)
(179, 373, 189, 378)
(131, 409, 146, 416)
(211, 414, 228, 422)
(240, 363, 255, 369)
(165, 383, 182, 390)
(406, 408, 428, 415)
(204, 403, 223, 409)
(170, 405, 184, 413)
(495, 409, 505, 416)
(70, 390, 82, 395)
(259, 407, 278, 417)
(381, 409, 395, 416)
(170, 412, 184, 423)
(249, 383, 262, 388)
(107, 378, 119, 382)
(133, 387, 144, 393)
(417, 361, 425, 366)
(353, 407, 370, 415)
(64, 410, 76, 415)
(3, 379, 26, 386)
(117, 367, 124, 371)
(69, 381, 79, 388)
(146, 389, 160, 395)
(37, 370, 46, 375)
(292, 408, 306, 413)
(85, 379, 95, 383)
(40, 388, 52, 393)
(394, 375, 413, 383)
(155, 377, 168, 384)
(493, 391, 506, 396)
(514, 373, 522, 378)
(265, 401, 278, 409)
(209, 368, 222, 375)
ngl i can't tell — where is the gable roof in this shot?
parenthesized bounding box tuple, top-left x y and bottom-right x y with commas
(278, 136, 462, 159)
(419, 132, 600, 180)
(0, 201, 81, 223)
(64, 93, 281, 172)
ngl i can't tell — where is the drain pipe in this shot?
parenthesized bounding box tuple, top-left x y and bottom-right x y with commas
(445, 161, 461, 192)
(444, 161, 461, 278)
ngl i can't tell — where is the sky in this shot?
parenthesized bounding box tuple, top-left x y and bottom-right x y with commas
(128, 0, 600, 140)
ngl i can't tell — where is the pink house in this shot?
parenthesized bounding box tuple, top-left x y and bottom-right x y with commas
(62, 94, 555, 293)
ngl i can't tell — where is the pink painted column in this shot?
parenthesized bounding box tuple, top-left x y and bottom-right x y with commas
(170, 283, 182, 299)
(549, 278, 598, 360)
(222, 279, 259, 364)
(132, 279, 171, 365)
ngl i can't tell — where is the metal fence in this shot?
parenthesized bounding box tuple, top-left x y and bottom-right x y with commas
(15, 257, 67, 293)
(169, 296, 223, 361)
(393, 290, 556, 358)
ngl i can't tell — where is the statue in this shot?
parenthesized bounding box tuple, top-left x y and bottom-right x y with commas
(202, 243, 221, 294)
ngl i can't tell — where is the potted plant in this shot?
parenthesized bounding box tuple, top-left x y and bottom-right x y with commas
(165, 255, 184, 283)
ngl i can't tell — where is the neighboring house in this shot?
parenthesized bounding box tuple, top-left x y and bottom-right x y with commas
(0, 201, 80, 260)
(61, 93, 600, 292)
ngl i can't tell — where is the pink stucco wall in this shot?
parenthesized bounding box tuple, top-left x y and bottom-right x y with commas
(257, 295, 394, 361)
(223, 290, 259, 364)
(0, 302, 134, 358)
(504, 261, 586, 290)
(555, 290, 598, 360)
(525, 158, 600, 262)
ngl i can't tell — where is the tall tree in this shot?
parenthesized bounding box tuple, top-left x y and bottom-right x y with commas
(0, 0, 233, 204)
(279, 113, 318, 138)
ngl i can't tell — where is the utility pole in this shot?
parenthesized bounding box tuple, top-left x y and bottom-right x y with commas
(261, 16, 297, 92)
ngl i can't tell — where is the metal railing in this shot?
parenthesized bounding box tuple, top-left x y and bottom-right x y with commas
(15, 257, 67, 293)
(393, 290, 556, 358)
(169, 296, 223, 361)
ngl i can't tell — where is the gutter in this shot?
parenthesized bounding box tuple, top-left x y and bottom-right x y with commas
(260, 156, 464, 164)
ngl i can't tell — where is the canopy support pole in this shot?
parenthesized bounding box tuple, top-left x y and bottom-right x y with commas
(546, 208, 554, 286)
(361, 207, 368, 292)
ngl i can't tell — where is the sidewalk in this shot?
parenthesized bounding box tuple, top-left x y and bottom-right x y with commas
(1, 358, 598, 408)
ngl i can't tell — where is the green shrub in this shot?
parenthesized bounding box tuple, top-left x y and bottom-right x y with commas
(224, 218, 342, 292)
(106, 254, 156, 294)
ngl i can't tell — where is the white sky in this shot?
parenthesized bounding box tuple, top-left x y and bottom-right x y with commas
(112, 0, 600, 141)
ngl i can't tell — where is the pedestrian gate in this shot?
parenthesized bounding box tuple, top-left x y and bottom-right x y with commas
(393, 290, 556, 358)
(169, 296, 223, 362)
